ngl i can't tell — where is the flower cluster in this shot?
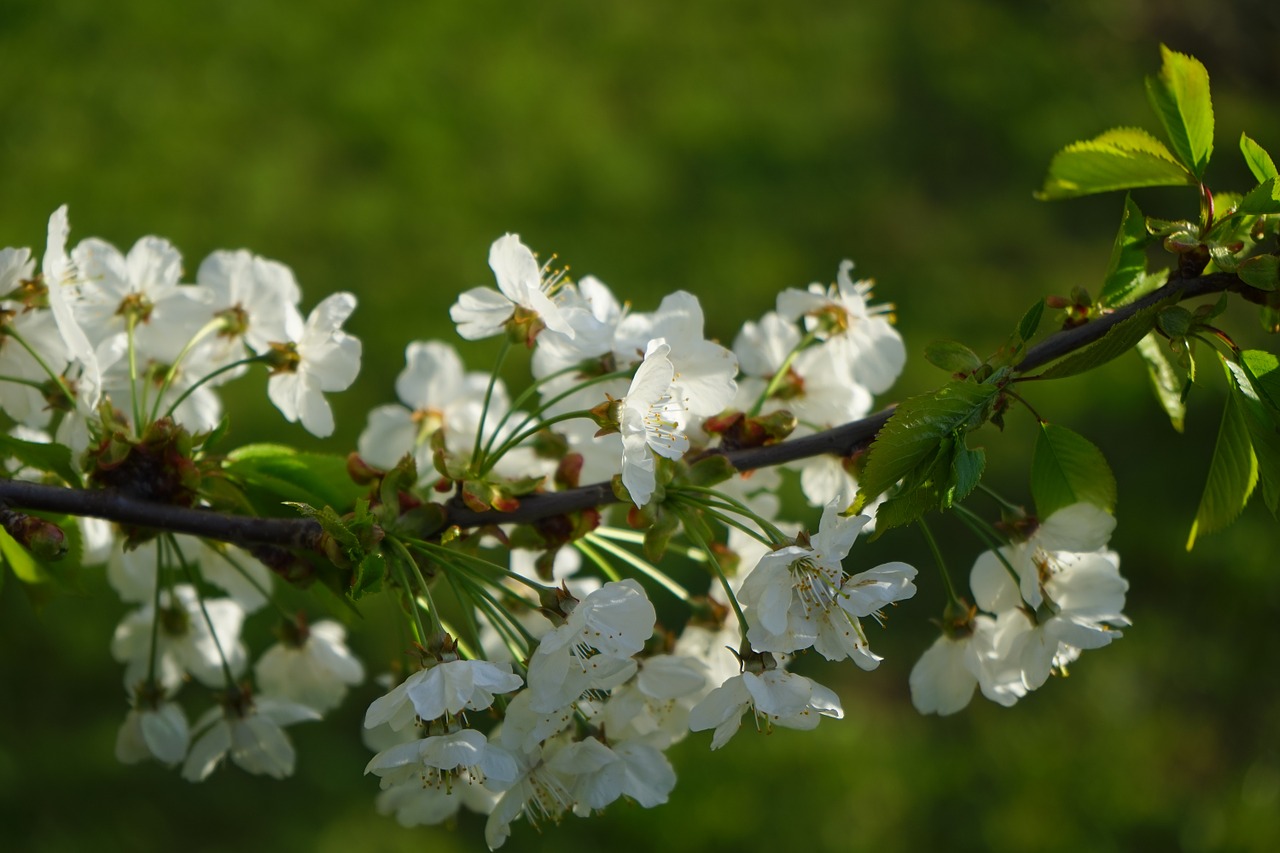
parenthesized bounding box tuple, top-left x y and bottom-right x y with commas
(0, 221, 1135, 849)
(909, 502, 1129, 715)
(0, 206, 361, 445)
(1, 207, 366, 780)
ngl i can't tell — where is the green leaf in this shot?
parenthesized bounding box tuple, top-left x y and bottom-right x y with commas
(1237, 178, 1280, 215)
(0, 434, 83, 487)
(1031, 423, 1118, 519)
(1035, 300, 1170, 380)
(1225, 359, 1280, 515)
(351, 551, 386, 599)
(924, 340, 982, 374)
(1017, 299, 1046, 343)
(1037, 127, 1195, 200)
(1186, 363, 1258, 549)
(1240, 350, 1280, 411)
(1100, 195, 1157, 307)
(0, 527, 49, 584)
(1145, 45, 1214, 178)
(224, 444, 365, 514)
(1136, 333, 1186, 432)
(853, 380, 997, 512)
(1238, 255, 1280, 292)
(1240, 133, 1278, 183)
(947, 439, 986, 507)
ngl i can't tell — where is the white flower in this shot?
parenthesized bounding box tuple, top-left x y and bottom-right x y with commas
(738, 498, 916, 663)
(366, 728, 520, 794)
(618, 338, 689, 507)
(776, 260, 905, 394)
(255, 619, 364, 714)
(526, 579, 657, 712)
(688, 668, 843, 750)
(115, 698, 190, 767)
(615, 290, 738, 417)
(356, 340, 505, 477)
(376, 768, 498, 828)
(110, 585, 247, 692)
(70, 234, 184, 346)
(909, 614, 1026, 715)
(364, 658, 524, 731)
(182, 694, 320, 781)
(41, 206, 101, 408)
(267, 291, 361, 437)
(971, 502, 1116, 612)
(196, 249, 304, 358)
(450, 234, 590, 342)
(601, 654, 707, 748)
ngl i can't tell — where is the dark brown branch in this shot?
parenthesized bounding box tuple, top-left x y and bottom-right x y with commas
(0, 270, 1246, 550)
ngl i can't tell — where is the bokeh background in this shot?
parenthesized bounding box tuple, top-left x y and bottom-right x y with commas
(2, 1, 1278, 851)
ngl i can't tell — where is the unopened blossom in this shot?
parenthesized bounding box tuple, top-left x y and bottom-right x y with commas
(255, 619, 365, 714)
(618, 338, 689, 507)
(688, 666, 844, 750)
(267, 291, 361, 437)
(364, 658, 524, 732)
(182, 693, 320, 781)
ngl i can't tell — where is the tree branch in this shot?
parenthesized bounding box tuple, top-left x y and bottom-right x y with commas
(0, 270, 1246, 551)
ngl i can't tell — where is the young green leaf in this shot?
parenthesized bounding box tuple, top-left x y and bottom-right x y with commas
(1237, 178, 1280, 215)
(1031, 423, 1117, 519)
(1240, 133, 1278, 183)
(1037, 127, 1195, 200)
(924, 340, 983, 374)
(1136, 333, 1186, 432)
(1224, 359, 1280, 515)
(1238, 255, 1280, 292)
(1100, 195, 1157, 307)
(1240, 350, 1280, 411)
(1034, 300, 1170, 380)
(1017, 299, 1046, 343)
(853, 380, 997, 512)
(1186, 362, 1258, 549)
(224, 444, 366, 514)
(0, 434, 83, 488)
(1145, 45, 1214, 179)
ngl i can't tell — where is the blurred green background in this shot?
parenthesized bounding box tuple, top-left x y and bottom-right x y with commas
(2, 1, 1279, 850)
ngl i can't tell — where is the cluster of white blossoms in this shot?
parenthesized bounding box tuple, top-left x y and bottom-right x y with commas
(909, 502, 1129, 715)
(1, 207, 365, 780)
(0, 218, 1133, 848)
(0, 206, 361, 445)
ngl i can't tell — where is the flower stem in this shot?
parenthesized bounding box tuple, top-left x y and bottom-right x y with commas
(917, 517, 960, 607)
(164, 354, 271, 421)
(170, 535, 238, 688)
(676, 507, 749, 641)
(470, 338, 512, 473)
(149, 317, 226, 424)
(748, 330, 817, 417)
